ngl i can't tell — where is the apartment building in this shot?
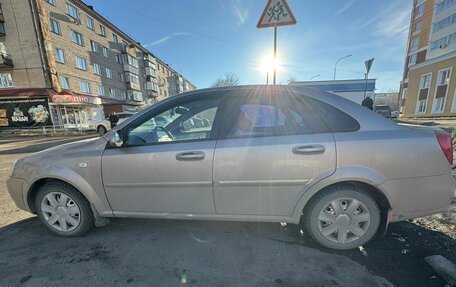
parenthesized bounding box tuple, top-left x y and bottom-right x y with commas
(0, 0, 195, 130)
(168, 73, 197, 96)
(400, 0, 456, 118)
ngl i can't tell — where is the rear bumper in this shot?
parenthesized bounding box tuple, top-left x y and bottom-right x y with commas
(381, 173, 455, 222)
(6, 177, 29, 212)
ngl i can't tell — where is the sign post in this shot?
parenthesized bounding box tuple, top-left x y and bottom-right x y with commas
(257, 0, 296, 85)
(363, 58, 374, 99)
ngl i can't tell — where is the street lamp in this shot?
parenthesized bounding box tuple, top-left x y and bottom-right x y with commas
(310, 74, 320, 81)
(333, 54, 352, 81)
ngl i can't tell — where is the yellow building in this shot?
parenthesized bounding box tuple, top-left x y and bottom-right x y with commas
(400, 0, 456, 118)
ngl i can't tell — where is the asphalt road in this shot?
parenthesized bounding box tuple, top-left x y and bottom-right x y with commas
(0, 136, 455, 287)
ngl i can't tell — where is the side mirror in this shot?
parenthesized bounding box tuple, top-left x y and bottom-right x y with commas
(109, 131, 123, 148)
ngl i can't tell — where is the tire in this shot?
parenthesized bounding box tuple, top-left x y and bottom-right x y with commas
(35, 181, 94, 237)
(97, 125, 107, 135)
(303, 185, 381, 250)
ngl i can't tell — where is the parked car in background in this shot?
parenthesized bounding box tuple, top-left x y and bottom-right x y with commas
(96, 112, 135, 135)
(6, 85, 455, 250)
(374, 105, 392, 118)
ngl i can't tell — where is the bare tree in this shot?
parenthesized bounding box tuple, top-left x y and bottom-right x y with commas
(211, 72, 240, 87)
(287, 76, 297, 84)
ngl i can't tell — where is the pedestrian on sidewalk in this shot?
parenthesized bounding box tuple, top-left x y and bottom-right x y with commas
(362, 96, 374, 110)
(108, 112, 119, 129)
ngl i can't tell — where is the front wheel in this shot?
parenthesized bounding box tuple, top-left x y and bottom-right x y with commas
(303, 185, 381, 250)
(97, 125, 107, 135)
(35, 181, 94, 236)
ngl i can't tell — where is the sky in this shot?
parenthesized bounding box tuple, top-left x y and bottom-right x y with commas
(84, 0, 412, 92)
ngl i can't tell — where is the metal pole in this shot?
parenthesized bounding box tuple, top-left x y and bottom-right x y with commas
(363, 73, 368, 99)
(273, 26, 277, 85)
(266, 72, 269, 85)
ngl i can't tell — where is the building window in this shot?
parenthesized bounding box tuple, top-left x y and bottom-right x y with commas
(75, 56, 87, 70)
(115, 54, 121, 63)
(414, 21, 422, 32)
(122, 54, 139, 68)
(99, 25, 106, 37)
(86, 16, 94, 30)
(126, 72, 140, 84)
(436, 0, 456, 15)
(67, 3, 79, 20)
(432, 68, 452, 113)
(0, 42, 6, 55)
(80, 81, 91, 94)
(415, 2, 425, 18)
(121, 91, 126, 100)
(417, 99, 427, 113)
(0, 73, 13, 88)
(112, 34, 118, 43)
(416, 73, 432, 114)
(97, 85, 105, 96)
(90, 40, 98, 52)
(118, 72, 124, 82)
(106, 68, 113, 78)
(45, 0, 56, 5)
(109, 88, 115, 97)
(0, 23, 5, 36)
(59, 75, 70, 89)
(55, 48, 65, 63)
(102, 46, 109, 58)
(93, 63, 101, 75)
(411, 37, 419, 49)
(402, 88, 408, 99)
(50, 18, 61, 35)
(430, 32, 456, 50)
(409, 53, 417, 66)
(70, 30, 84, 46)
(433, 13, 456, 33)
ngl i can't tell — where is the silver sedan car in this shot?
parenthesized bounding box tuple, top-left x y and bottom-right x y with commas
(6, 85, 455, 250)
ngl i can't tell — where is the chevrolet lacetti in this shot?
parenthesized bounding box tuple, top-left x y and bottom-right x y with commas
(6, 85, 455, 250)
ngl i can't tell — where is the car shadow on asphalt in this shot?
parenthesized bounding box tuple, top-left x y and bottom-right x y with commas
(0, 217, 453, 286)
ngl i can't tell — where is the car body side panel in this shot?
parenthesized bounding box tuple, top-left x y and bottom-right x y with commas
(11, 137, 112, 215)
(213, 133, 336, 216)
(380, 173, 455, 221)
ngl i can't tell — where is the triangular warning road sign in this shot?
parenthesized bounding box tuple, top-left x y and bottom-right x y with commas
(257, 0, 297, 28)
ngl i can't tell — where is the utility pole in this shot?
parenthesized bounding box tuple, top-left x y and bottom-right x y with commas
(273, 26, 277, 85)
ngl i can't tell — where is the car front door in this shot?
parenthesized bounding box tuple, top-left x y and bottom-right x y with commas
(213, 91, 336, 217)
(102, 94, 222, 215)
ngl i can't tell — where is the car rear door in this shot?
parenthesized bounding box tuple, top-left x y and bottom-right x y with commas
(213, 90, 336, 217)
(102, 94, 223, 215)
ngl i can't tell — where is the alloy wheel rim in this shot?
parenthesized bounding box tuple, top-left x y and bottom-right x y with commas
(317, 197, 371, 244)
(41, 192, 81, 232)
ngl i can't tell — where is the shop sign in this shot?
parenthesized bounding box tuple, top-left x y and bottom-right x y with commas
(51, 94, 101, 105)
(0, 98, 51, 128)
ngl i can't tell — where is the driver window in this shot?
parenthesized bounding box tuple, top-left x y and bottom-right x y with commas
(126, 97, 221, 146)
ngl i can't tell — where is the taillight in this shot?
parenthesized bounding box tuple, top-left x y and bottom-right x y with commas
(435, 130, 453, 165)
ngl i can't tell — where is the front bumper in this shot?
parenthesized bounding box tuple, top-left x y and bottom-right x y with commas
(6, 177, 29, 212)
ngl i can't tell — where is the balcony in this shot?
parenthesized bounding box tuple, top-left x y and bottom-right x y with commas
(145, 67, 156, 77)
(126, 81, 141, 91)
(0, 54, 13, 67)
(127, 91, 143, 102)
(145, 81, 158, 91)
(144, 54, 157, 68)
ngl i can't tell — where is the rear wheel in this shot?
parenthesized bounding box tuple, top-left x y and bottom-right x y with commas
(97, 125, 107, 135)
(35, 181, 94, 237)
(303, 185, 380, 250)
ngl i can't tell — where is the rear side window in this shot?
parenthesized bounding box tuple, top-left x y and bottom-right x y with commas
(307, 98, 360, 132)
(220, 92, 330, 139)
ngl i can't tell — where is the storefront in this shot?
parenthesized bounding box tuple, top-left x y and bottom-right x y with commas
(49, 93, 104, 130)
(0, 97, 52, 129)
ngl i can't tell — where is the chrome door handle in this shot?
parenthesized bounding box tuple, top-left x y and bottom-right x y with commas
(176, 151, 205, 161)
(292, 144, 325, 155)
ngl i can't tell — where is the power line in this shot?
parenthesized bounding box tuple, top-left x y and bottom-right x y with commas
(113, 0, 366, 77)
